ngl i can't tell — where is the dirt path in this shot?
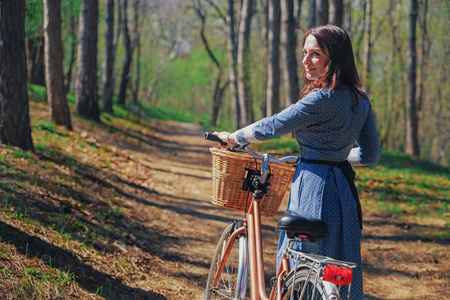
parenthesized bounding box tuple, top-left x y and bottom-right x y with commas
(72, 119, 448, 299)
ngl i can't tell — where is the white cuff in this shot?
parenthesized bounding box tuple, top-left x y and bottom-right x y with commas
(347, 147, 363, 166)
(242, 126, 260, 143)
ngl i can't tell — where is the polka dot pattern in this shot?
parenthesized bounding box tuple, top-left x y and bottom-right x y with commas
(276, 164, 363, 298)
(233, 86, 381, 300)
(235, 87, 381, 165)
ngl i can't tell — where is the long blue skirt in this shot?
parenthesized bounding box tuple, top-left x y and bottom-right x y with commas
(276, 162, 363, 299)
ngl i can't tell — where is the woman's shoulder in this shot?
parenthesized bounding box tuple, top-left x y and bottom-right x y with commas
(329, 85, 362, 95)
(301, 88, 332, 102)
(296, 90, 333, 112)
(331, 86, 371, 104)
(301, 86, 370, 106)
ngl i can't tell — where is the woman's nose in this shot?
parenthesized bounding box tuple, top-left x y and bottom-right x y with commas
(302, 55, 310, 65)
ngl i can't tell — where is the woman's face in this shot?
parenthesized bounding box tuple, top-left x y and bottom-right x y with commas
(302, 35, 330, 81)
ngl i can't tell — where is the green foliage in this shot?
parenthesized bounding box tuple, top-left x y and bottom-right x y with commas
(29, 84, 75, 105)
(142, 103, 211, 127)
(103, 97, 229, 131)
(34, 119, 56, 133)
(156, 48, 224, 112)
(251, 136, 299, 154)
(66, 92, 76, 105)
(25, 0, 43, 45)
(95, 278, 117, 296)
(0, 182, 18, 194)
(60, 0, 80, 24)
(28, 85, 47, 103)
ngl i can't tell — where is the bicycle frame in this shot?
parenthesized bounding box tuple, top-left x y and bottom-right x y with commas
(210, 192, 290, 300)
(248, 197, 289, 300)
(211, 152, 293, 300)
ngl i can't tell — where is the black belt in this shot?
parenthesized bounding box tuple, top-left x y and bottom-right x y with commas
(299, 157, 363, 229)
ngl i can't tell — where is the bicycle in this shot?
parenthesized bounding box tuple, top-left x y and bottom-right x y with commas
(204, 132, 357, 300)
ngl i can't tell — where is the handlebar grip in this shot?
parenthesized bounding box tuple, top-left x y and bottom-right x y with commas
(204, 132, 227, 146)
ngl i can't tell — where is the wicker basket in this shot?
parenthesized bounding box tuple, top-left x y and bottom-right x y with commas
(210, 148, 296, 218)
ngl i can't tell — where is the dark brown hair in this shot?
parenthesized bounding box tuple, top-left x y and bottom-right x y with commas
(301, 25, 366, 106)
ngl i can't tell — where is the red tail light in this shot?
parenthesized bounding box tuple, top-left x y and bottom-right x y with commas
(323, 265, 353, 286)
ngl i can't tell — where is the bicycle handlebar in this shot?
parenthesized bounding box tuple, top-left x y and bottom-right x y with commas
(244, 146, 298, 164)
(204, 132, 227, 146)
(204, 132, 298, 165)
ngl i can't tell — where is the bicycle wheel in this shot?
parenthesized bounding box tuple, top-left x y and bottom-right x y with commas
(281, 268, 326, 300)
(205, 222, 248, 300)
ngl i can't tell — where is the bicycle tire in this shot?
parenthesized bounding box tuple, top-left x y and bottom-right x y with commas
(281, 268, 327, 300)
(205, 222, 248, 300)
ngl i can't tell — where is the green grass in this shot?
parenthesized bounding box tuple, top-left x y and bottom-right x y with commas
(28, 83, 228, 131)
(357, 153, 449, 218)
(28, 84, 47, 103)
(251, 135, 299, 154)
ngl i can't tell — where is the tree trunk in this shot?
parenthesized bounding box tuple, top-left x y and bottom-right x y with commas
(133, 36, 141, 107)
(380, 0, 399, 149)
(282, 0, 299, 107)
(25, 2, 45, 87)
(64, 15, 77, 95)
(0, 0, 34, 151)
(266, 0, 281, 116)
(296, 0, 303, 29)
(194, 2, 228, 127)
(43, 0, 72, 130)
(362, 0, 372, 96)
(145, 65, 164, 105)
(227, 0, 240, 130)
(329, 0, 343, 27)
(343, 0, 352, 30)
(416, 0, 429, 135)
(260, 0, 269, 43)
(115, 0, 122, 58)
(406, 0, 420, 156)
(26, 37, 46, 86)
(315, 0, 328, 25)
(146, 35, 180, 105)
(102, 0, 115, 112)
(259, 0, 269, 118)
(308, 0, 316, 28)
(211, 73, 229, 127)
(131, 0, 141, 106)
(237, 0, 254, 126)
(75, 0, 100, 121)
(118, 0, 132, 106)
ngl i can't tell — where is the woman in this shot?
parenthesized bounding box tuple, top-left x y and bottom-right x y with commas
(215, 25, 381, 299)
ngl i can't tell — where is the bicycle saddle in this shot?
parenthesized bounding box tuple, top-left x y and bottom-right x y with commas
(276, 210, 328, 242)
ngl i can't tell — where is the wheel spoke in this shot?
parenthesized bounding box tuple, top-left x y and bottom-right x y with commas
(205, 223, 248, 300)
(282, 268, 326, 300)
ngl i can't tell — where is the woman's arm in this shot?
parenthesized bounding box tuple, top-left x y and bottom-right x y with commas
(227, 89, 328, 145)
(347, 109, 382, 166)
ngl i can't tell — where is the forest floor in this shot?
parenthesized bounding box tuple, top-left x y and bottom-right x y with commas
(0, 103, 449, 299)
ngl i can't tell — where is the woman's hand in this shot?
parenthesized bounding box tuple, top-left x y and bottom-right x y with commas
(213, 131, 236, 149)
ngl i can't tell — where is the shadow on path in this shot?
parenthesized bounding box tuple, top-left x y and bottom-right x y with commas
(0, 221, 167, 300)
